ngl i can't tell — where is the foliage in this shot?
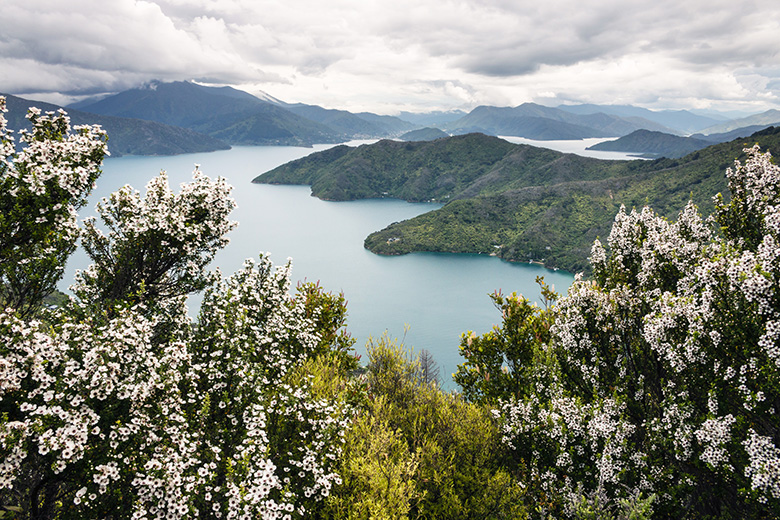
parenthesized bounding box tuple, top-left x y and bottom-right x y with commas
(325, 394, 420, 520)
(6, 95, 780, 519)
(0, 98, 356, 519)
(417, 348, 440, 385)
(569, 487, 655, 520)
(454, 277, 557, 403)
(361, 128, 780, 272)
(76, 168, 236, 310)
(483, 145, 780, 518)
(186, 258, 356, 519)
(326, 335, 527, 520)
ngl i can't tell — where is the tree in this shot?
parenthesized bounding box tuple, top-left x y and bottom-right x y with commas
(77, 168, 236, 311)
(326, 335, 526, 519)
(417, 348, 440, 386)
(491, 146, 780, 518)
(187, 257, 356, 519)
(0, 99, 357, 519)
(454, 277, 557, 404)
(0, 98, 107, 317)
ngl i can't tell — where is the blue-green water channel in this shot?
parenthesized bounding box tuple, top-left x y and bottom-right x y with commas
(62, 142, 576, 388)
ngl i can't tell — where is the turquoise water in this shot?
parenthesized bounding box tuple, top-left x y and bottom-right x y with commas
(63, 143, 575, 388)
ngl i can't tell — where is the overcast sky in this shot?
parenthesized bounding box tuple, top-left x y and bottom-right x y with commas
(2, 0, 780, 115)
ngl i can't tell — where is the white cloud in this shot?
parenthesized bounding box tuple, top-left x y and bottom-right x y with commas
(2, 0, 780, 113)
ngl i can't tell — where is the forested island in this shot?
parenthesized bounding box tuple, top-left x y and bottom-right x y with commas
(585, 129, 714, 158)
(255, 127, 780, 272)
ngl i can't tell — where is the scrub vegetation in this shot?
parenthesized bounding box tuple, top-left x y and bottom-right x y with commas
(2, 100, 779, 519)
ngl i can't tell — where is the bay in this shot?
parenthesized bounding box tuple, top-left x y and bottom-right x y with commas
(62, 141, 575, 389)
(500, 135, 650, 160)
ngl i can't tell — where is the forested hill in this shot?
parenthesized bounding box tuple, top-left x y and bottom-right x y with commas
(586, 129, 714, 158)
(255, 129, 780, 272)
(254, 133, 637, 202)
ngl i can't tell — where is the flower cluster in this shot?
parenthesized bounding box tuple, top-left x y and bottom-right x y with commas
(76, 168, 236, 307)
(190, 257, 352, 519)
(0, 302, 201, 516)
(744, 429, 780, 502)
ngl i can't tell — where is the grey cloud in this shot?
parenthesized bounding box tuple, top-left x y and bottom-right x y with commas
(0, 1, 288, 97)
(2, 0, 780, 112)
(386, 0, 780, 79)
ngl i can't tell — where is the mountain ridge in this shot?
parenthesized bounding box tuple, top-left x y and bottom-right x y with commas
(442, 103, 674, 140)
(73, 81, 346, 147)
(556, 103, 720, 134)
(2, 93, 230, 156)
(699, 109, 780, 135)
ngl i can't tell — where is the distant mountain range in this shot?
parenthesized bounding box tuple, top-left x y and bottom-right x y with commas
(277, 103, 416, 139)
(697, 109, 780, 135)
(72, 81, 346, 147)
(398, 110, 468, 126)
(72, 81, 423, 147)
(67, 81, 777, 149)
(1, 93, 229, 156)
(438, 103, 780, 143)
(441, 103, 675, 140)
(693, 125, 780, 143)
(5, 80, 780, 157)
(556, 104, 723, 134)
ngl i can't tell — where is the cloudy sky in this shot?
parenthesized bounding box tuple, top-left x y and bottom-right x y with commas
(2, 0, 780, 115)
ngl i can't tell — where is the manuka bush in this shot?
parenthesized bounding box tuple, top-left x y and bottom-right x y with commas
(0, 98, 107, 318)
(0, 98, 355, 520)
(487, 145, 780, 519)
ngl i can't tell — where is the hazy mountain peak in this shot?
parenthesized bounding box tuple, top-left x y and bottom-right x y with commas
(142, 80, 162, 90)
(2, 92, 230, 156)
(699, 109, 780, 135)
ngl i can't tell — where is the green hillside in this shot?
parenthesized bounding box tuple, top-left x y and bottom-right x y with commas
(255, 133, 638, 202)
(587, 129, 713, 158)
(257, 128, 780, 273)
(255, 133, 522, 201)
(399, 127, 450, 141)
(366, 129, 780, 272)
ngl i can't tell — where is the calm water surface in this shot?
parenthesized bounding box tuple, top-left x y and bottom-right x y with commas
(63, 142, 576, 388)
(500, 136, 650, 160)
